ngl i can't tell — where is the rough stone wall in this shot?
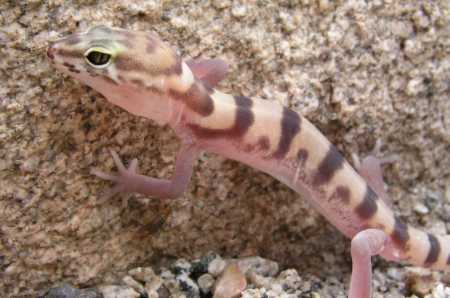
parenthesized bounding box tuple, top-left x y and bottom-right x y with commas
(0, 1, 449, 297)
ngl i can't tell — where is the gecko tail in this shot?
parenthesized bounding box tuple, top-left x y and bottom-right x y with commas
(381, 225, 450, 271)
(354, 151, 450, 270)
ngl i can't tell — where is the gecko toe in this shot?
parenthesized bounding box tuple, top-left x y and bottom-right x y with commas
(128, 158, 139, 173)
(110, 150, 126, 172)
(91, 168, 118, 181)
(92, 150, 142, 199)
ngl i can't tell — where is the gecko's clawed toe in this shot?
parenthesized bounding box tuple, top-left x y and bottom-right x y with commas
(91, 168, 118, 181)
(128, 158, 139, 173)
(110, 150, 126, 172)
(91, 150, 141, 199)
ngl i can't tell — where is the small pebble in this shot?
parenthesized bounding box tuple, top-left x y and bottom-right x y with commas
(413, 203, 429, 215)
(44, 284, 102, 298)
(144, 275, 164, 297)
(172, 258, 192, 275)
(386, 267, 403, 281)
(431, 284, 450, 298)
(208, 257, 227, 277)
(247, 271, 272, 288)
(198, 273, 215, 294)
(175, 273, 200, 296)
(237, 256, 279, 277)
(213, 263, 247, 298)
(122, 276, 145, 294)
(98, 285, 140, 298)
(128, 267, 156, 283)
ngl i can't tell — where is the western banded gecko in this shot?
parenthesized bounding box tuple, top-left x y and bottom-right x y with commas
(47, 26, 450, 298)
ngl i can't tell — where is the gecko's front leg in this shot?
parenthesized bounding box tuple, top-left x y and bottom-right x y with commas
(92, 143, 199, 199)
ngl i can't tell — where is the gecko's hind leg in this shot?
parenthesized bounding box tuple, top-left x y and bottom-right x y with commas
(349, 229, 388, 298)
(186, 58, 229, 88)
(91, 144, 199, 200)
(352, 140, 398, 206)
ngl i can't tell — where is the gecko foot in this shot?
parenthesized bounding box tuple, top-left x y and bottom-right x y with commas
(352, 140, 398, 206)
(349, 229, 388, 298)
(91, 145, 198, 200)
(91, 150, 140, 199)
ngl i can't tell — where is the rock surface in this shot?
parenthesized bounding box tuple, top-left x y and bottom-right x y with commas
(1, 1, 449, 297)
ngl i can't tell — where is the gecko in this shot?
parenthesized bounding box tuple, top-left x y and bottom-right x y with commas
(46, 26, 450, 298)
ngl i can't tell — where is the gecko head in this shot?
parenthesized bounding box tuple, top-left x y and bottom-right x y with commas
(47, 25, 188, 125)
(47, 25, 183, 90)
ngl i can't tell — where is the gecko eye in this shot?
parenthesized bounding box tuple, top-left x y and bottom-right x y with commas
(84, 47, 112, 68)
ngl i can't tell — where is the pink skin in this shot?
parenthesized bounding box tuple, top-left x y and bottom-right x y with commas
(349, 141, 401, 298)
(353, 140, 398, 207)
(98, 138, 390, 298)
(186, 58, 229, 88)
(92, 144, 199, 199)
(92, 58, 228, 199)
(349, 229, 388, 298)
(93, 59, 396, 298)
(97, 147, 389, 298)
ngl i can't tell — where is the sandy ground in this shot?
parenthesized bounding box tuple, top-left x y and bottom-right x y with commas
(1, 1, 449, 297)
